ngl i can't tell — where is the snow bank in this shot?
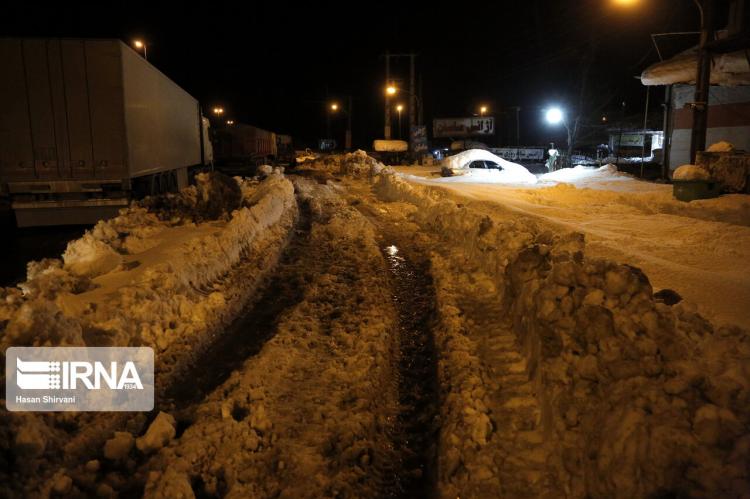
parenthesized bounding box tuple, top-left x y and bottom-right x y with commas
(298, 149, 393, 178)
(2, 174, 296, 352)
(1, 173, 299, 496)
(375, 171, 750, 498)
(539, 164, 621, 183)
(673, 164, 712, 181)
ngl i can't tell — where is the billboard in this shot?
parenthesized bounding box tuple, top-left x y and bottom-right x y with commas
(491, 147, 545, 162)
(410, 126, 429, 153)
(433, 117, 495, 138)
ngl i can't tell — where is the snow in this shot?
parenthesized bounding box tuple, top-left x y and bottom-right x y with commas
(706, 140, 735, 153)
(642, 48, 750, 86)
(1, 172, 297, 355)
(373, 168, 750, 497)
(4, 151, 750, 498)
(440, 149, 537, 185)
(539, 164, 623, 183)
(673, 164, 712, 181)
(373, 139, 408, 152)
(392, 164, 750, 330)
(672, 165, 711, 181)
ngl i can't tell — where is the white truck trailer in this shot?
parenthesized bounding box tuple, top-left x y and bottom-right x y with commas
(0, 38, 213, 226)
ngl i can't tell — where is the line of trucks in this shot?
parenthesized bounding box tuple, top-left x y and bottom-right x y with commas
(0, 38, 293, 226)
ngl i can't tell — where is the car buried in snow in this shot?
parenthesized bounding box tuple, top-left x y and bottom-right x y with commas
(439, 149, 537, 184)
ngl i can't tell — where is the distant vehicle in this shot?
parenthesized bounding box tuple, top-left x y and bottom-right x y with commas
(0, 38, 213, 227)
(276, 134, 295, 167)
(212, 123, 278, 175)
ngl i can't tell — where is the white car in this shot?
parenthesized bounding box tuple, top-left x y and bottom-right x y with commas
(440, 149, 537, 184)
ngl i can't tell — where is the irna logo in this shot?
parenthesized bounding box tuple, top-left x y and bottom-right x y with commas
(16, 357, 144, 390)
(6, 347, 154, 412)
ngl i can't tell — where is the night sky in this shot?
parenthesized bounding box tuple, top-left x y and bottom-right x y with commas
(3, 1, 710, 149)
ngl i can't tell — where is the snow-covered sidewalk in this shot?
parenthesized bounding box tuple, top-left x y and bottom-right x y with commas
(395, 164, 750, 330)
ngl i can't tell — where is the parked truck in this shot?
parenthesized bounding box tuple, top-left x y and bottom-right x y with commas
(0, 38, 213, 226)
(212, 122, 277, 176)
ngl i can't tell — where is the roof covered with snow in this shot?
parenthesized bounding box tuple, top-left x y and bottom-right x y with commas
(641, 48, 750, 86)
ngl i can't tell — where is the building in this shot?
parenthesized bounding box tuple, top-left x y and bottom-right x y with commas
(641, 28, 750, 171)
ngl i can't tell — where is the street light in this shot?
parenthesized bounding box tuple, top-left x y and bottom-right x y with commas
(133, 40, 148, 60)
(212, 107, 224, 116)
(480, 106, 488, 116)
(396, 104, 404, 139)
(386, 85, 397, 96)
(328, 98, 353, 150)
(545, 107, 564, 125)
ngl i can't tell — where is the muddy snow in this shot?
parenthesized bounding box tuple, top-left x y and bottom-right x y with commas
(2, 154, 749, 498)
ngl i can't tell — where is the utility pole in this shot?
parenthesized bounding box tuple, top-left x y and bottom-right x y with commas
(383, 51, 419, 141)
(346, 95, 353, 150)
(511, 106, 521, 145)
(418, 73, 423, 127)
(690, 0, 715, 163)
(385, 50, 391, 140)
(641, 85, 650, 178)
(662, 85, 674, 180)
(409, 54, 416, 144)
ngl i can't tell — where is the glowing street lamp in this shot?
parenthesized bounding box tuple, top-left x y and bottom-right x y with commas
(386, 85, 397, 96)
(480, 105, 488, 116)
(133, 40, 148, 60)
(212, 107, 224, 116)
(612, 0, 640, 6)
(396, 104, 404, 139)
(330, 103, 339, 112)
(545, 107, 564, 125)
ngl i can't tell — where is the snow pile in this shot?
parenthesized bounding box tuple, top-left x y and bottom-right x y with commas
(539, 164, 622, 183)
(440, 149, 537, 184)
(673, 164, 712, 181)
(1, 173, 298, 495)
(137, 171, 243, 223)
(299, 150, 393, 178)
(375, 171, 750, 497)
(706, 141, 735, 153)
(62, 235, 124, 278)
(1, 172, 296, 350)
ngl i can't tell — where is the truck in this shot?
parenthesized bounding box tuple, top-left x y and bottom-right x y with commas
(212, 122, 277, 176)
(0, 38, 213, 226)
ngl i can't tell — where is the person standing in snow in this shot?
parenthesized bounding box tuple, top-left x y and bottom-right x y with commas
(546, 145, 560, 172)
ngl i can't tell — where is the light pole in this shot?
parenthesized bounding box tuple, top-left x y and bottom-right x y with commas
(329, 98, 353, 150)
(614, 0, 714, 163)
(385, 86, 422, 147)
(480, 105, 488, 117)
(396, 104, 404, 139)
(133, 40, 148, 60)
